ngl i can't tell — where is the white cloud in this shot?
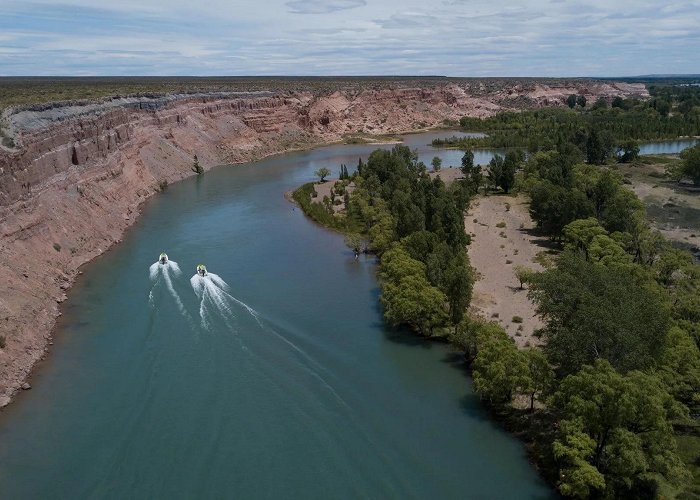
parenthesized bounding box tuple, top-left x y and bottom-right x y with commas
(286, 0, 367, 14)
(0, 0, 698, 76)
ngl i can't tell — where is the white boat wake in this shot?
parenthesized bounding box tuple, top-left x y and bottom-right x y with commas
(190, 272, 261, 330)
(148, 260, 195, 327)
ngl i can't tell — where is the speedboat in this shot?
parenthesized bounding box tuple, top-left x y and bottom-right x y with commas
(159, 252, 169, 265)
(196, 264, 207, 277)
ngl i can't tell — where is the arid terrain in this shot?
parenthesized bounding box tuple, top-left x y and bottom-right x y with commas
(464, 195, 547, 346)
(625, 161, 700, 259)
(0, 78, 647, 407)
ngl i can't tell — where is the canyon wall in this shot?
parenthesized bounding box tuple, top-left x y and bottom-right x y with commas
(0, 80, 647, 407)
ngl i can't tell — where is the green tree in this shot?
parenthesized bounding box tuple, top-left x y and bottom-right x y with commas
(472, 324, 529, 406)
(191, 154, 204, 175)
(442, 252, 474, 325)
(576, 95, 587, 108)
(657, 326, 700, 412)
(587, 234, 631, 266)
(553, 360, 688, 498)
(381, 274, 448, 336)
(562, 218, 608, 259)
(528, 251, 670, 374)
(585, 129, 613, 164)
(529, 182, 593, 239)
(431, 156, 442, 172)
(315, 167, 331, 182)
(567, 94, 578, 109)
(499, 150, 522, 193)
(460, 150, 482, 195)
(652, 97, 671, 117)
(344, 233, 363, 254)
(591, 97, 608, 110)
(513, 265, 535, 289)
(680, 144, 700, 185)
(523, 348, 554, 411)
(611, 96, 625, 109)
(487, 155, 504, 191)
(617, 140, 640, 163)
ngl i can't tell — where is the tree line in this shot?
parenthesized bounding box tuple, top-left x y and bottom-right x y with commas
(432, 94, 700, 167)
(293, 131, 700, 497)
(452, 137, 700, 497)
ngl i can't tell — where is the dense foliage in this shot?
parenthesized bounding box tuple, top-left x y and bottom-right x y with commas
(295, 145, 475, 336)
(432, 94, 700, 164)
(295, 109, 700, 497)
(440, 93, 700, 497)
(349, 147, 475, 333)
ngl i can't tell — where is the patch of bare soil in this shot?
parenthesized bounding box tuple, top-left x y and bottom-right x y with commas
(429, 167, 463, 184)
(624, 163, 700, 255)
(465, 195, 550, 346)
(310, 178, 355, 214)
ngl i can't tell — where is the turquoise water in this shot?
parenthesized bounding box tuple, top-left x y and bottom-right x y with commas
(0, 133, 558, 499)
(638, 138, 698, 155)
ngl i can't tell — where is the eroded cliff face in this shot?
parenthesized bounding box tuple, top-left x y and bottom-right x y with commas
(0, 81, 647, 406)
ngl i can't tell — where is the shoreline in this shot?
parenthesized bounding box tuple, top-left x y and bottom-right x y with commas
(0, 125, 453, 410)
(0, 140, 335, 410)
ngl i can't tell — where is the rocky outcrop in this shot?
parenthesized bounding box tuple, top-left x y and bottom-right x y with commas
(0, 80, 648, 407)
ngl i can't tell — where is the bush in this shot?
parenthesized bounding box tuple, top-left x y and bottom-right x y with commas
(53, 243, 61, 252)
(512, 316, 523, 323)
(0, 335, 5, 349)
(191, 154, 204, 175)
(159, 180, 168, 191)
(496, 221, 507, 228)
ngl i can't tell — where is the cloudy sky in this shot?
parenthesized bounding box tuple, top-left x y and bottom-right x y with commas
(0, 0, 698, 76)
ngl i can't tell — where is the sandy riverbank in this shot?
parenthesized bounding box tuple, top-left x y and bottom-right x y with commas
(464, 195, 548, 346)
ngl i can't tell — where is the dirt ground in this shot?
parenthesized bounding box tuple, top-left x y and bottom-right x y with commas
(624, 162, 700, 257)
(464, 195, 548, 346)
(312, 178, 355, 214)
(429, 167, 463, 184)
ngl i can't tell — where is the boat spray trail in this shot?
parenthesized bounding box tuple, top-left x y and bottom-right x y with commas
(190, 272, 261, 329)
(149, 260, 195, 328)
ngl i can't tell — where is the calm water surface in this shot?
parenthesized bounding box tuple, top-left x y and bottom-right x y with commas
(0, 132, 554, 499)
(638, 138, 698, 155)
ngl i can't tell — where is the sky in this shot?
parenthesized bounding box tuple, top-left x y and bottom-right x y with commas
(0, 0, 698, 77)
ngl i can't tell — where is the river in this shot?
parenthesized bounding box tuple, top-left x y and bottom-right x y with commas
(0, 131, 689, 498)
(0, 132, 554, 499)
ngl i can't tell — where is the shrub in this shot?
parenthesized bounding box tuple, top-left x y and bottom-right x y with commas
(159, 180, 168, 191)
(291, 183, 361, 233)
(191, 154, 204, 175)
(53, 243, 61, 252)
(496, 221, 506, 228)
(0, 335, 5, 349)
(512, 316, 523, 323)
